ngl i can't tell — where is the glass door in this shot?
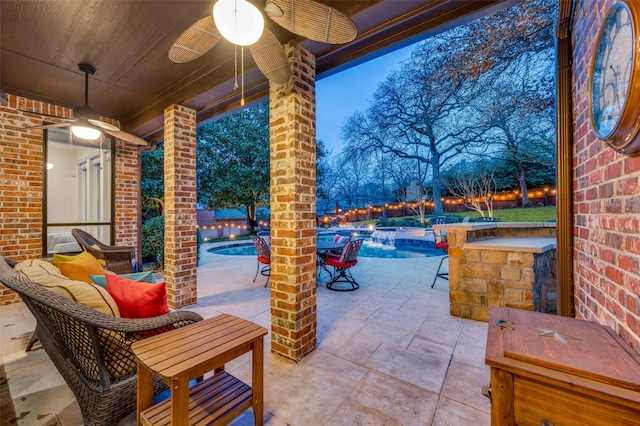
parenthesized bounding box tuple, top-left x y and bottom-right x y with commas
(44, 128, 115, 255)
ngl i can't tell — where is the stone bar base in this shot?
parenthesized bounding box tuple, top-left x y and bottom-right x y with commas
(433, 222, 557, 322)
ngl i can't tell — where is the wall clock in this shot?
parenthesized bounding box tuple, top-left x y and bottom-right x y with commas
(590, 0, 640, 155)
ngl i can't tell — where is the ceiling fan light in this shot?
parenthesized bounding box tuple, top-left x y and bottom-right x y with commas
(213, 0, 264, 46)
(71, 125, 101, 140)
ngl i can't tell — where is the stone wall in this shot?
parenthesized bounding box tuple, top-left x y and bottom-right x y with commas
(572, 0, 640, 353)
(438, 223, 557, 321)
(0, 94, 140, 304)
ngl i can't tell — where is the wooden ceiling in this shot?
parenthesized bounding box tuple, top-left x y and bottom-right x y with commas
(1, 0, 513, 142)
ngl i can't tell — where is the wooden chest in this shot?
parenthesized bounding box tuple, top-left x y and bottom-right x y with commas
(485, 307, 640, 426)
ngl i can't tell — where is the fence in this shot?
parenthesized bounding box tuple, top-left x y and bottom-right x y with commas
(328, 188, 556, 223)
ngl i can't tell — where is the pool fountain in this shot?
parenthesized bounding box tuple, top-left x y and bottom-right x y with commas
(371, 229, 396, 246)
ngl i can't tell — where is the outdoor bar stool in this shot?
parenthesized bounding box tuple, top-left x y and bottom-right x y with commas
(431, 230, 449, 288)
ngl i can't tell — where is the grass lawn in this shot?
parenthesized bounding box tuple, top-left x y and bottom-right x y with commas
(457, 206, 556, 222)
(362, 206, 557, 226)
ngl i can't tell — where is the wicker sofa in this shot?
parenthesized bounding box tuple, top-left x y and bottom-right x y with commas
(0, 256, 203, 426)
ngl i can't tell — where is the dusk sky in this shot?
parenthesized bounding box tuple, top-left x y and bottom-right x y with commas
(316, 44, 414, 155)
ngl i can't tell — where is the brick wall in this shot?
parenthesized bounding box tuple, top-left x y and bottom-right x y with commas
(269, 41, 318, 361)
(163, 104, 198, 308)
(572, 0, 640, 353)
(0, 94, 140, 304)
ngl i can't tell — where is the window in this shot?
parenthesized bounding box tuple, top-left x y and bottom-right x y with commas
(44, 128, 115, 255)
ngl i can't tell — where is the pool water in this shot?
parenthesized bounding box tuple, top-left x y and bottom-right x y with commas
(208, 236, 441, 259)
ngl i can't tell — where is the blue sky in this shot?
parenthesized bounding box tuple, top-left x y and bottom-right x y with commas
(316, 45, 414, 155)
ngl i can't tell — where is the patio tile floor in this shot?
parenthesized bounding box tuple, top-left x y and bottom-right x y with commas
(0, 243, 491, 425)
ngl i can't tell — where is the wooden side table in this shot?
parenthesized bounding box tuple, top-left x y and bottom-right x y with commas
(132, 314, 268, 425)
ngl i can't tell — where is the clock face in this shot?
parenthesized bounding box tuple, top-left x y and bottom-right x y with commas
(591, 4, 634, 139)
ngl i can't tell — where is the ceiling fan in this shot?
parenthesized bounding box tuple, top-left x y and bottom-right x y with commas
(27, 64, 147, 146)
(169, 0, 358, 86)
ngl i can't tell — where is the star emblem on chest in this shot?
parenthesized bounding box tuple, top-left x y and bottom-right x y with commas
(537, 328, 581, 344)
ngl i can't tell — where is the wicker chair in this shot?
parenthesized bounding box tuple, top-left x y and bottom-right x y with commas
(0, 256, 203, 426)
(72, 228, 136, 274)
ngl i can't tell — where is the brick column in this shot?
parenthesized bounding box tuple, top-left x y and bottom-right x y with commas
(114, 139, 138, 248)
(164, 105, 197, 308)
(269, 41, 317, 361)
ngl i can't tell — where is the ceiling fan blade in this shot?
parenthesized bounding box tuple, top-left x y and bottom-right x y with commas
(169, 16, 221, 63)
(265, 0, 357, 44)
(88, 118, 120, 132)
(26, 122, 71, 130)
(102, 129, 148, 146)
(249, 28, 291, 85)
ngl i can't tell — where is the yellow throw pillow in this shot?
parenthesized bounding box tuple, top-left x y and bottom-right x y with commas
(53, 251, 107, 267)
(14, 259, 120, 317)
(57, 253, 107, 283)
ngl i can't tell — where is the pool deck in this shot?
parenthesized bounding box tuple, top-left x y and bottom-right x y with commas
(1, 241, 491, 425)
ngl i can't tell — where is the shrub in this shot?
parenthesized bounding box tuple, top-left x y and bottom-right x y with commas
(196, 228, 203, 265)
(142, 216, 204, 269)
(375, 217, 425, 228)
(142, 216, 165, 268)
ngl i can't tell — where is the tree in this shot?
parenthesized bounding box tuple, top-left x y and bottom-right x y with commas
(471, 54, 556, 205)
(455, 0, 557, 204)
(140, 143, 164, 220)
(334, 147, 373, 209)
(444, 161, 498, 217)
(343, 38, 482, 215)
(315, 139, 337, 215)
(340, 0, 557, 213)
(446, 0, 557, 79)
(196, 102, 270, 231)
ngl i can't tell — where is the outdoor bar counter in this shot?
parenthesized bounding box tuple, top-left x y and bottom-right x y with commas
(433, 222, 557, 321)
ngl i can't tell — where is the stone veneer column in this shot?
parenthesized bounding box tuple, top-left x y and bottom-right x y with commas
(269, 41, 317, 361)
(164, 105, 197, 308)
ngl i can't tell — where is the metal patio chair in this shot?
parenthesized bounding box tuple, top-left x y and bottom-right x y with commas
(251, 235, 271, 287)
(325, 239, 364, 291)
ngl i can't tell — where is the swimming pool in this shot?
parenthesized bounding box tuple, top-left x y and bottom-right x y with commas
(207, 235, 443, 259)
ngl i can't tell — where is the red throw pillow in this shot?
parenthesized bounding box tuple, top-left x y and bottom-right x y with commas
(105, 274, 169, 319)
